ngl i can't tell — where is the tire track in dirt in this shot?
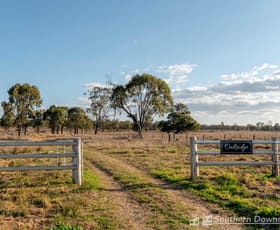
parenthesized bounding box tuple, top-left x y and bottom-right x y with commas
(86, 160, 153, 230)
(85, 151, 245, 230)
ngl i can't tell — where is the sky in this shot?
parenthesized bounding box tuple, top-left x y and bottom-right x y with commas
(1, 0, 280, 125)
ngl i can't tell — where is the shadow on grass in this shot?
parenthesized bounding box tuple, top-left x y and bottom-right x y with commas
(101, 182, 174, 192)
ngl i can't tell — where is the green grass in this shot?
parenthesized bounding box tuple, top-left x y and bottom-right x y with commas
(77, 169, 101, 191)
(151, 168, 280, 220)
(151, 168, 185, 182)
(47, 222, 83, 230)
(94, 217, 116, 230)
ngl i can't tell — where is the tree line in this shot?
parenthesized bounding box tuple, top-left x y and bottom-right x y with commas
(0, 83, 93, 136)
(201, 122, 280, 131)
(0, 74, 200, 137)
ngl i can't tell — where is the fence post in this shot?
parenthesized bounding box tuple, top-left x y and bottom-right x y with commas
(190, 137, 199, 179)
(72, 138, 82, 185)
(272, 137, 279, 177)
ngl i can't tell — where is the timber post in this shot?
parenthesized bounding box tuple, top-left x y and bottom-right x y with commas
(72, 138, 82, 185)
(272, 137, 279, 177)
(190, 137, 199, 180)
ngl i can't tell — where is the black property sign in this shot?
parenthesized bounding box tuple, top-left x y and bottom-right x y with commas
(220, 140, 253, 154)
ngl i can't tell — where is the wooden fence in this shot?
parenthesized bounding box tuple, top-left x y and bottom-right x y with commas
(190, 137, 279, 180)
(0, 138, 82, 185)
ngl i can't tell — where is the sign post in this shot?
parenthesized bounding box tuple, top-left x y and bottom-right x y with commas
(220, 140, 253, 154)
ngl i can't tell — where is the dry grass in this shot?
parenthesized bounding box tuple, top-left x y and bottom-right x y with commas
(0, 129, 280, 229)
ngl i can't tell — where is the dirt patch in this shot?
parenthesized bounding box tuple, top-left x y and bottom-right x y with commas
(86, 161, 152, 230)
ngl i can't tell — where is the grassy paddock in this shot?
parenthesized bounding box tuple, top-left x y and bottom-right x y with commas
(0, 129, 280, 229)
(96, 132, 280, 227)
(84, 130, 280, 228)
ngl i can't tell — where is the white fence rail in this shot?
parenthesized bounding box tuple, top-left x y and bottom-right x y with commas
(190, 137, 279, 180)
(0, 138, 82, 185)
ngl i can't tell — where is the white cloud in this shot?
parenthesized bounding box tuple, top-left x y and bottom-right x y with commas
(119, 64, 195, 87)
(84, 82, 108, 90)
(188, 86, 208, 92)
(157, 63, 196, 87)
(124, 74, 132, 82)
(173, 63, 280, 125)
(158, 64, 194, 75)
(169, 75, 188, 83)
(120, 67, 150, 83)
(221, 63, 279, 83)
(77, 96, 90, 106)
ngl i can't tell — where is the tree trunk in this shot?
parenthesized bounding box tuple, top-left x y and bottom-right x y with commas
(17, 126, 21, 136)
(51, 127, 55, 134)
(129, 114, 143, 139)
(137, 127, 143, 139)
(75, 128, 79, 135)
(60, 126, 64, 134)
(101, 120, 105, 132)
(94, 123, 98, 135)
(134, 121, 143, 139)
(24, 126, 27, 135)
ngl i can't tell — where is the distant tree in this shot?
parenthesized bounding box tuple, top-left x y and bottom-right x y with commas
(111, 73, 173, 138)
(1, 83, 42, 136)
(105, 120, 133, 130)
(87, 86, 112, 134)
(256, 122, 265, 130)
(0, 101, 15, 129)
(159, 103, 200, 139)
(246, 124, 256, 131)
(119, 120, 133, 130)
(67, 107, 92, 134)
(274, 123, 280, 131)
(44, 105, 68, 134)
(32, 109, 45, 133)
(266, 120, 273, 131)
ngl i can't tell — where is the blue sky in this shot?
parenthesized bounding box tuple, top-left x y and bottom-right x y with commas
(1, 0, 280, 125)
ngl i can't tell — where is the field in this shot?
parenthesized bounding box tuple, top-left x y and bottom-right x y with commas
(0, 130, 280, 229)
